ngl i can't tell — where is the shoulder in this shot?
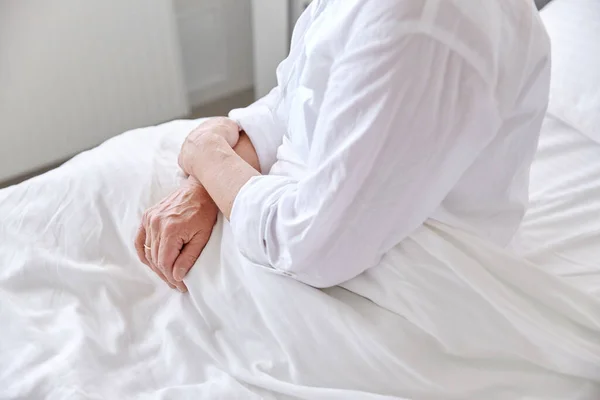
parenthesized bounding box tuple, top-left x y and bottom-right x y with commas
(334, 0, 544, 85)
(330, 1, 488, 76)
(332, 0, 427, 34)
(334, 0, 494, 55)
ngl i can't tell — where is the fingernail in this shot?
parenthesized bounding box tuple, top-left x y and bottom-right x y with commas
(174, 268, 185, 281)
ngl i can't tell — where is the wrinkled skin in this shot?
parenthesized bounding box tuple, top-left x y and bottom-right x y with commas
(178, 117, 240, 176)
(135, 118, 240, 292)
(135, 177, 218, 292)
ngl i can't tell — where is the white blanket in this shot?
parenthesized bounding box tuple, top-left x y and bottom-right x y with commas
(1, 120, 599, 399)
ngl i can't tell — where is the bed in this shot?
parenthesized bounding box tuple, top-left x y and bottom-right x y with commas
(1, 1, 599, 399)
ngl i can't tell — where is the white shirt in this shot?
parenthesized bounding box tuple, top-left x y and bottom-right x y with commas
(228, 0, 551, 288)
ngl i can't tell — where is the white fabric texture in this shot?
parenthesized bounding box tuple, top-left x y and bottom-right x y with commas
(0, 118, 599, 399)
(541, 0, 600, 145)
(517, 114, 600, 297)
(229, 0, 551, 287)
(2, 1, 600, 398)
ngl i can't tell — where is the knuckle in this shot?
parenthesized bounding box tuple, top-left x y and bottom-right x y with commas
(195, 231, 211, 243)
(184, 253, 200, 264)
(150, 215, 161, 230)
(162, 221, 177, 234)
(135, 229, 145, 243)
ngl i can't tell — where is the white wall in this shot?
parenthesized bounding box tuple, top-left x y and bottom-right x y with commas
(0, 0, 189, 182)
(175, 0, 254, 107)
(251, 0, 290, 98)
(250, 0, 313, 99)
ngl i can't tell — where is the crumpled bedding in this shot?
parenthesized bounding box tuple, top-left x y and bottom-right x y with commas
(0, 119, 599, 399)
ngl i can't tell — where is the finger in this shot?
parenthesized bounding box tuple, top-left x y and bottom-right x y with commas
(146, 229, 181, 291)
(173, 232, 210, 282)
(151, 231, 160, 274)
(149, 262, 176, 290)
(144, 234, 153, 268)
(150, 225, 187, 292)
(157, 232, 188, 293)
(145, 228, 160, 277)
(134, 224, 150, 266)
(138, 222, 175, 289)
(157, 230, 184, 283)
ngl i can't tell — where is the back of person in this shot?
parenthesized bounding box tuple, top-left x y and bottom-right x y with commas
(223, 0, 552, 287)
(428, 0, 552, 245)
(259, 0, 550, 246)
(136, 0, 552, 289)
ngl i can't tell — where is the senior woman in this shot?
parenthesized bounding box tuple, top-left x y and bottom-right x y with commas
(135, 0, 550, 292)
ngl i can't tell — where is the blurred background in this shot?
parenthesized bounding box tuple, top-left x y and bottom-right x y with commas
(0, 0, 551, 187)
(0, 0, 312, 187)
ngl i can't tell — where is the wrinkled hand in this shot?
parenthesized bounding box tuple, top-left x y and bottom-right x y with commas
(135, 177, 219, 292)
(178, 117, 240, 177)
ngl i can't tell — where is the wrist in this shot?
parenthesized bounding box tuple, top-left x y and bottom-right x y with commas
(184, 175, 212, 201)
(207, 117, 241, 147)
(191, 133, 230, 181)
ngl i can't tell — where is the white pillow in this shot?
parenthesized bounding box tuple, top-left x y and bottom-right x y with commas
(541, 0, 600, 144)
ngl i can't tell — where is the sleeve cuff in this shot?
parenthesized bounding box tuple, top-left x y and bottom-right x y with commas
(228, 105, 282, 175)
(229, 174, 296, 268)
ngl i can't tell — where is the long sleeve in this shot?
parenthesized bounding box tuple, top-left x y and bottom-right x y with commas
(230, 31, 501, 288)
(228, 86, 285, 174)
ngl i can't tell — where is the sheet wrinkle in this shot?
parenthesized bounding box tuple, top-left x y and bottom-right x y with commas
(0, 7, 599, 398)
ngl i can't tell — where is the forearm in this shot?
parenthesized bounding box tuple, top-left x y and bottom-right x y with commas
(230, 131, 261, 173)
(189, 133, 261, 218)
(185, 130, 260, 195)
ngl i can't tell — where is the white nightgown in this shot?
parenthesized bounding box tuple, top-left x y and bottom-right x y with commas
(229, 0, 551, 287)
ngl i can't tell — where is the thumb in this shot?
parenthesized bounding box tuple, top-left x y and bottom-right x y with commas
(172, 232, 209, 282)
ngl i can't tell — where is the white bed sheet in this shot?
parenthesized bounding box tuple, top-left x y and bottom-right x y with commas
(518, 113, 600, 296)
(0, 119, 599, 399)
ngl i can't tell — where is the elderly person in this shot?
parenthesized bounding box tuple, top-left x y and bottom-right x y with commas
(135, 0, 550, 292)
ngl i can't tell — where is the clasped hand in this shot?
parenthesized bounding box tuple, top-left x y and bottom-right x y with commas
(134, 118, 240, 292)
